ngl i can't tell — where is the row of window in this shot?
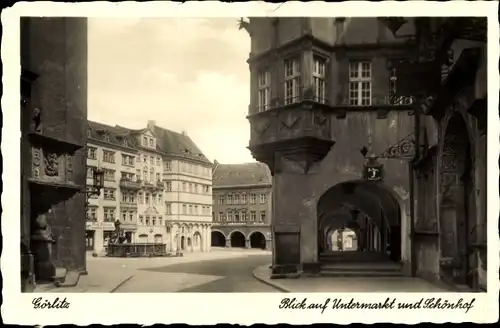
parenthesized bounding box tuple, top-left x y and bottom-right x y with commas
(86, 207, 118, 222)
(166, 181, 210, 194)
(87, 148, 163, 167)
(218, 193, 267, 205)
(257, 58, 411, 111)
(177, 204, 212, 216)
(213, 210, 267, 223)
(138, 192, 164, 205)
(165, 160, 212, 177)
(142, 136, 156, 149)
(87, 149, 211, 179)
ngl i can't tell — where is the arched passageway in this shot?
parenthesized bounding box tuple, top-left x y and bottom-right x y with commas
(211, 231, 225, 247)
(180, 236, 185, 250)
(230, 231, 246, 248)
(249, 231, 267, 249)
(317, 180, 402, 263)
(439, 112, 476, 287)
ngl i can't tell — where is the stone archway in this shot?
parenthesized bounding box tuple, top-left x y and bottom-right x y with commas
(317, 180, 402, 263)
(249, 231, 266, 249)
(211, 230, 225, 247)
(439, 112, 476, 287)
(193, 231, 202, 252)
(230, 231, 246, 248)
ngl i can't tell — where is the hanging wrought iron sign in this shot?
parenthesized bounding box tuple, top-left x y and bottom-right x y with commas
(363, 157, 384, 182)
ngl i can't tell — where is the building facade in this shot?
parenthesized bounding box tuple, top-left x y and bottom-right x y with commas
(21, 17, 88, 291)
(241, 17, 487, 291)
(86, 120, 213, 254)
(211, 162, 273, 250)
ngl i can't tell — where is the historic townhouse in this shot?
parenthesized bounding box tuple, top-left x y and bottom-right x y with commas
(86, 120, 213, 254)
(211, 162, 273, 250)
(241, 17, 487, 291)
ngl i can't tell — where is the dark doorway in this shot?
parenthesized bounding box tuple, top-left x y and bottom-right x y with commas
(230, 231, 245, 248)
(249, 232, 266, 249)
(211, 231, 226, 247)
(181, 236, 185, 250)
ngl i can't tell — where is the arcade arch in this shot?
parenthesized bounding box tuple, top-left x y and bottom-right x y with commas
(211, 230, 226, 247)
(249, 231, 266, 249)
(230, 231, 246, 248)
(317, 180, 402, 262)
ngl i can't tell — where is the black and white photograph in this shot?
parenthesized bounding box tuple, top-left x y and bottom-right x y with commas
(1, 0, 498, 325)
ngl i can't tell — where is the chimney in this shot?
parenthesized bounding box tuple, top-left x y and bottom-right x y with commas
(181, 130, 187, 136)
(147, 120, 156, 130)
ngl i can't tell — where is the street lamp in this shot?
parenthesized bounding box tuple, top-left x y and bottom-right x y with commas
(85, 167, 104, 220)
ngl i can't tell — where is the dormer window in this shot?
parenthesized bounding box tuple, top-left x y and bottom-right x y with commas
(143, 136, 147, 146)
(87, 128, 92, 138)
(284, 57, 301, 105)
(101, 133, 109, 142)
(149, 138, 154, 147)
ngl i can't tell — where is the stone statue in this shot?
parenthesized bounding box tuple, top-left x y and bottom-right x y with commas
(32, 211, 56, 244)
(31, 107, 42, 132)
(31, 209, 57, 281)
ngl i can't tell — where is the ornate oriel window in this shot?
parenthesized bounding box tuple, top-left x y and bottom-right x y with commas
(284, 57, 301, 105)
(349, 61, 372, 106)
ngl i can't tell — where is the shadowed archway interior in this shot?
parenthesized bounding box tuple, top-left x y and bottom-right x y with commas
(230, 231, 246, 248)
(211, 231, 225, 247)
(249, 231, 266, 249)
(317, 180, 402, 263)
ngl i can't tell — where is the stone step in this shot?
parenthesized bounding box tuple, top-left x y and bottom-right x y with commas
(320, 263, 401, 271)
(318, 270, 404, 277)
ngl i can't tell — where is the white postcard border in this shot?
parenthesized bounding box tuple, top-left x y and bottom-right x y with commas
(1, 1, 499, 325)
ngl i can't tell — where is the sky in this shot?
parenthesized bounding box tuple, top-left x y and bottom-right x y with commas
(88, 18, 254, 164)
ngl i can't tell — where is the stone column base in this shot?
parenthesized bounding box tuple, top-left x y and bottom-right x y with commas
(270, 264, 301, 279)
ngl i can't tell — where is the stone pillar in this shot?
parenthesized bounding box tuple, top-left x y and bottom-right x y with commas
(94, 228, 104, 254)
(245, 239, 251, 249)
(225, 238, 231, 248)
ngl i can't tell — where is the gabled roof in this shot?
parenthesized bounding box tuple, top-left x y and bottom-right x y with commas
(88, 121, 138, 150)
(88, 120, 211, 164)
(150, 125, 211, 164)
(212, 162, 272, 188)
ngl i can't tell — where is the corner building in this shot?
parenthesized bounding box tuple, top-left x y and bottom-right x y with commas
(86, 120, 213, 254)
(243, 17, 487, 291)
(211, 163, 273, 250)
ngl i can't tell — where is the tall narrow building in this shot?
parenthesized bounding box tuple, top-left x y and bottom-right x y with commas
(21, 17, 89, 291)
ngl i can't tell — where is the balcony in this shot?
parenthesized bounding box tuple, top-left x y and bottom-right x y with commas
(119, 178, 141, 190)
(142, 180, 163, 190)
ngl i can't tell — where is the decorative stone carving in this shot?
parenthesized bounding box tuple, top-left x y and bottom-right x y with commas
(31, 209, 57, 280)
(313, 112, 327, 126)
(279, 113, 300, 130)
(31, 107, 42, 132)
(66, 154, 74, 182)
(31, 147, 41, 178)
(44, 153, 60, 176)
(252, 119, 271, 136)
(440, 171, 456, 205)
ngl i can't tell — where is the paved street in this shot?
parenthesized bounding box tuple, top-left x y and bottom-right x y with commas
(35, 249, 278, 293)
(119, 254, 278, 293)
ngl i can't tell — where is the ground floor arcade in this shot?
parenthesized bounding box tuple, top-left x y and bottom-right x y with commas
(211, 226, 272, 250)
